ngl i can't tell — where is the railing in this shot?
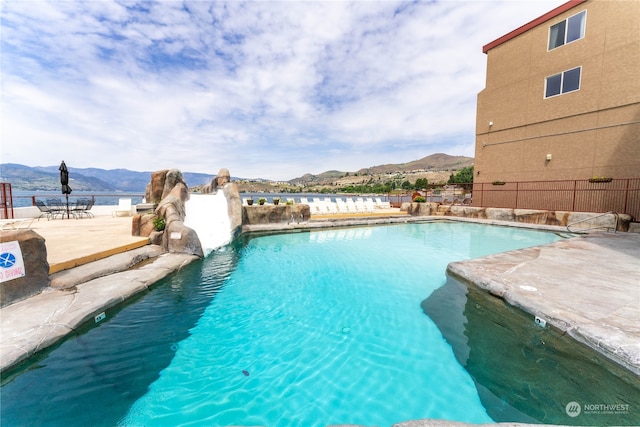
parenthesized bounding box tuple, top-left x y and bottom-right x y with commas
(472, 178, 640, 221)
(567, 211, 619, 233)
(10, 193, 146, 209)
(388, 190, 466, 207)
(1, 183, 14, 219)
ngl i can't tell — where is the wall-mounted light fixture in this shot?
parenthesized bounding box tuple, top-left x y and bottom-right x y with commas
(546, 154, 552, 161)
(489, 121, 494, 127)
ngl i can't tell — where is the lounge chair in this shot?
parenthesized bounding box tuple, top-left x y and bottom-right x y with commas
(326, 201, 338, 214)
(335, 198, 349, 213)
(374, 197, 391, 209)
(72, 198, 94, 219)
(0, 218, 35, 231)
(35, 200, 53, 220)
(364, 198, 376, 212)
(114, 198, 133, 217)
(345, 198, 358, 212)
(354, 198, 368, 212)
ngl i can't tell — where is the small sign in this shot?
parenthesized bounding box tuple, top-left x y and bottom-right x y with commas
(95, 312, 106, 323)
(170, 232, 182, 240)
(0, 241, 26, 283)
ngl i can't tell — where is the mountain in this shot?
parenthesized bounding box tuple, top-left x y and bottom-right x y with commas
(0, 164, 117, 191)
(289, 153, 473, 185)
(357, 153, 474, 175)
(2, 153, 473, 192)
(0, 164, 213, 192)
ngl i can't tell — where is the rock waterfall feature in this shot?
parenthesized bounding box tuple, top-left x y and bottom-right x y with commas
(134, 168, 242, 257)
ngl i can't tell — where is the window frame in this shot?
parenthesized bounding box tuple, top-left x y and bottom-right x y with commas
(548, 10, 587, 51)
(544, 66, 582, 99)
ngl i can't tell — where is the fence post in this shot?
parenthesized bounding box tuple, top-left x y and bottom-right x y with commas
(623, 178, 630, 215)
(572, 180, 577, 212)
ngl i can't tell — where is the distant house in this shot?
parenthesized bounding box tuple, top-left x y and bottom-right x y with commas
(474, 0, 640, 185)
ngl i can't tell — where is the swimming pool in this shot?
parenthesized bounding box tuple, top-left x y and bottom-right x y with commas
(2, 222, 628, 426)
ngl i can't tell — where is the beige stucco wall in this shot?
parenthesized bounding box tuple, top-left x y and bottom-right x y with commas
(475, 0, 640, 184)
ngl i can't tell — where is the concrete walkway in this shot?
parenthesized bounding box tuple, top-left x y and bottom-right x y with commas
(448, 231, 640, 376)
(28, 215, 150, 273)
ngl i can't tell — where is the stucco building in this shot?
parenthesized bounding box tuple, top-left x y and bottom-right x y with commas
(474, 0, 639, 187)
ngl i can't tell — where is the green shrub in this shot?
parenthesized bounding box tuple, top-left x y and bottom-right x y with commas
(153, 216, 166, 231)
(413, 196, 426, 203)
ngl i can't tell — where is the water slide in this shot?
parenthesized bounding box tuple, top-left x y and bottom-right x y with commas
(183, 192, 232, 256)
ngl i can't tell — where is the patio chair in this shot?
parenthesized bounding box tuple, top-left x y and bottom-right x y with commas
(72, 198, 94, 219)
(46, 198, 67, 219)
(35, 200, 53, 220)
(83, 198, 95, 217)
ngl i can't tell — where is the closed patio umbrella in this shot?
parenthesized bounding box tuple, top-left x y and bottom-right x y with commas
(59, 160, 72, 219)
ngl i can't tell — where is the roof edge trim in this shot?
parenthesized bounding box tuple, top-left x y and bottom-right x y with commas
(482, 0, 588, 54)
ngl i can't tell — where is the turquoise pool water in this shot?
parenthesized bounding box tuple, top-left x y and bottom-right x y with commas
(1, 222, 562, 426)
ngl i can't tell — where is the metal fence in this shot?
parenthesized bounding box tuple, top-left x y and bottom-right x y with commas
(472, 178, 640, 221)
(1, 182, 14, 219)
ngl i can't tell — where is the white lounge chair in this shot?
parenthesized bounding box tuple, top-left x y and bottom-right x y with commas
(364, 198, 376, 212)
(0, 218, 35, 231)
(326, 202, 338, 214)
(114, 198, 133, 217)
(335, 198, 349, 213)
(344, 198, 356, 212)
(375, 197, 391, 209)
(354, 198, 368, 212)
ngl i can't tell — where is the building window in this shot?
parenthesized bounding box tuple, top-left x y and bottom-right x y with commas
(548, 10, 586, 50)
(545, 67, 581, 98)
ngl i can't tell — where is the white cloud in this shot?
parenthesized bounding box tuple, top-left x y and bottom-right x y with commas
(1, 0, 561, 180)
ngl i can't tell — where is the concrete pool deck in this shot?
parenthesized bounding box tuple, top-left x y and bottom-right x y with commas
(1, 215, 639, 384)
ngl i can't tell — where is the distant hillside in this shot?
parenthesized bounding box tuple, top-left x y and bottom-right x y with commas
(2, 153, 473, 192)
(0, 163, 117, 191)
(290, 153, 473, 185)
(0, 164, 214, 192)
(356, 153, 474, 175)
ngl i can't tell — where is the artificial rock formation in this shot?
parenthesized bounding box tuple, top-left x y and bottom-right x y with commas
(135, 169, 204, 257)
(201, 168, 231, 194)
(401, 203, 631, 231)
(146, 169, 168, 204)
(243, 204, 311, 225)
(134, 167, 245, 257)
(0, 230, 50, 307)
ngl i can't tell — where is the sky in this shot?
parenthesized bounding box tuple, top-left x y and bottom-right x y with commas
(1, 0, 562, 181)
